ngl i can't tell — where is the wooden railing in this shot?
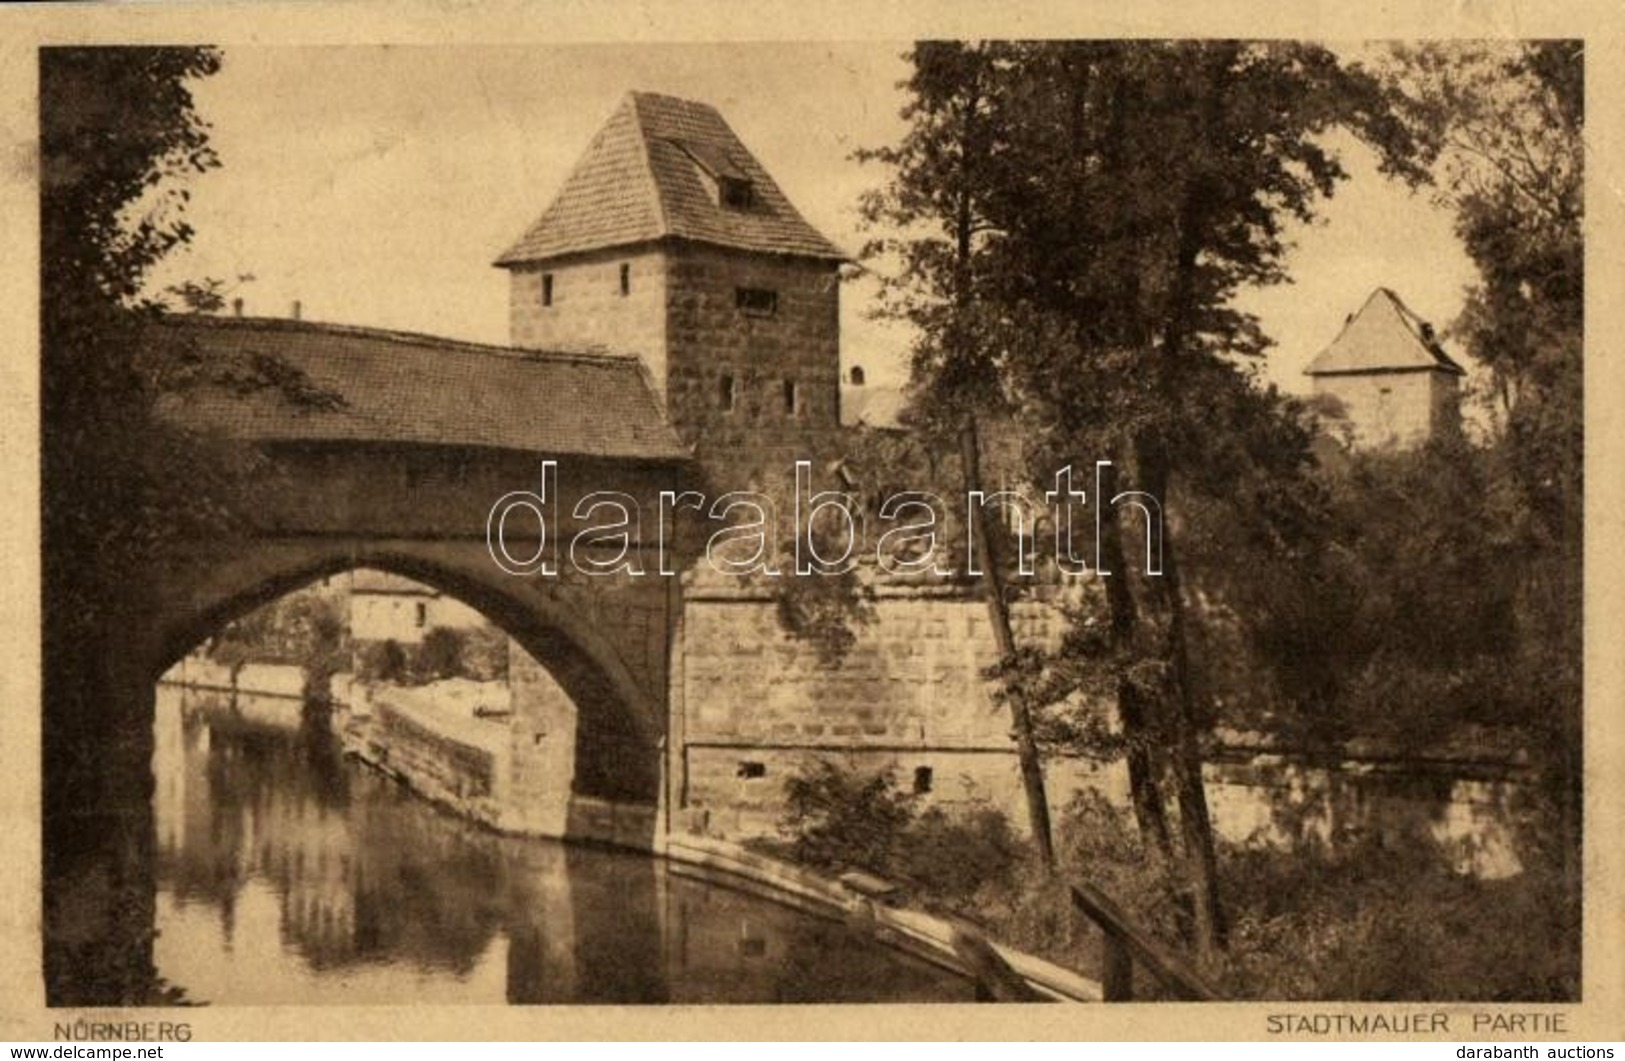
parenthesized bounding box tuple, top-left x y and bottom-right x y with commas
(948, 926, 1048, 1002)
(1069, 880, 1222, 1001)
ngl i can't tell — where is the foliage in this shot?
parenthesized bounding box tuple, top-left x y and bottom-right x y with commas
(1167, 42, 1583, 898)
(1384, 41, 1583, 889)
(416, 626, 467, 682)
(40, 46, 229, 1006)
(355, 639, 410, 685)
(42, 47, 346, 651)
(208, 584, 349, 671)
(350, 626, 508, 686)
(775, 760, 1027, 900)
(773, 560, 876, 668)
(1210, 839, 1577, 1001)
(854, 39, 1433, 951)
(899, 806, 1025, 903)
(42, 48, 226, 638)
(1389, 42, 1581, 480)
(459, 625, 511, 682)
(950, 791, 1576, 1001)
(779, 759, 916, 873)
(769, 758, 1574, 999)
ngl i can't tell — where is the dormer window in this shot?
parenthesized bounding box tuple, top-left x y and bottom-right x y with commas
(671, 137, 755, 212)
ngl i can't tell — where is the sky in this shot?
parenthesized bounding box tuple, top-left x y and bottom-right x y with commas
(141, 43, 1482, 396)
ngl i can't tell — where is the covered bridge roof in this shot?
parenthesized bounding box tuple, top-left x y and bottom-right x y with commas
(150, 315, 690, 462)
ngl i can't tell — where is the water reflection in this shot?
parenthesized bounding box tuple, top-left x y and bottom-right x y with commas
(153, 686, 972, 1005)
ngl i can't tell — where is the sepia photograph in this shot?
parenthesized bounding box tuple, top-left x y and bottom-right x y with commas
(7, 2, 1622, 1043)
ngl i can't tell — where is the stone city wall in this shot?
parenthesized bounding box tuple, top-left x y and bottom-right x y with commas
(674, 585, 1531, 877)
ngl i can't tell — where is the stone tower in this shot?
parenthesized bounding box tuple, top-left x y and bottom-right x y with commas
(1305, 287, 1466, 450)
(495, 91, 847, 487)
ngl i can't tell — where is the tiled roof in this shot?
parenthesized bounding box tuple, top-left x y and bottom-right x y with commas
(495, 91, 846, 266)
(150, 315, 690, 462)
(1305, 288, 1467, 377)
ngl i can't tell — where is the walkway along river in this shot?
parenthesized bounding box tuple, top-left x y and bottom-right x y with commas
(151, 684, 973, 1004)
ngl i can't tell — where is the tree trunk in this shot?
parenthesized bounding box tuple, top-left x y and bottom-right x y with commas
(1137, 453, 1227, 955)
(960, 419, 1056, 868)
(1094, 458, 1177, 864)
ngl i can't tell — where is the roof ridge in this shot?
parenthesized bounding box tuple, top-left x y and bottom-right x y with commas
(155, 313, 645, 368)
(628, 88, 716, 109)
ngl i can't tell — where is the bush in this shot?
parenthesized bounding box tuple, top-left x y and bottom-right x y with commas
(460, 626, 510, 682)
(355, 638, 408, 684)
(780, 759, 914, 874)
(1210, 838, 1579, 1001)
(771, 764, 1576, 1000)
(899, 806, 1023, 902)
(777, 760, 1026, 904)
(416, 626, 466, 682)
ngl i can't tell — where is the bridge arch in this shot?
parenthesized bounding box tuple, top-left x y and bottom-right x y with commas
(149, 542, 665, 806)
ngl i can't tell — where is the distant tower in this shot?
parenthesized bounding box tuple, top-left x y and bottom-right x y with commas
(1305, 288, 1466, 450)
(495, 91, 846, 482)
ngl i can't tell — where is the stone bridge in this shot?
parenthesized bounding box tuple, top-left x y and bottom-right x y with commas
(44, 315, 690, 1003)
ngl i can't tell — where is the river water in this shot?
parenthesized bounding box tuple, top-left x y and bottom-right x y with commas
(152, 686, 973, 1005)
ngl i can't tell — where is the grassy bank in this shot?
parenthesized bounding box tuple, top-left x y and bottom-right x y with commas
(750, 765, 1579, 1001)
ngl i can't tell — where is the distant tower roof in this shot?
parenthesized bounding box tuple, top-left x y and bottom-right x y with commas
(496, 91, 846, 267)
(1305, 288, 1466, 377)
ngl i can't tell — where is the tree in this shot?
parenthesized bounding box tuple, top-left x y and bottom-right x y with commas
(417, 626, 468, 683)
(40, 46, 340, 1004)
(41, 46, 227, 1005)
(856, 42, 1059, 867)
(1386, 40, 1584, 905)
(858, 41, 1426, 957)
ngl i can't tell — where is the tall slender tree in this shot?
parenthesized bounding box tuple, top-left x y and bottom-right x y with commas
(858, 41, 1057, 867)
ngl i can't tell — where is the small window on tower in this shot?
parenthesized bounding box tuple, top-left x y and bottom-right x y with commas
(782, 379, 800, 417)
(619, 262, 631, 296)
(541, 273, 554, 307)
(720, 374, 738, 412)
(736, 287, 777, 317)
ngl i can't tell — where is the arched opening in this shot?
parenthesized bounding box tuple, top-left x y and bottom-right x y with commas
(153, 553, 661, 806)
(150, 562, 650, 1002)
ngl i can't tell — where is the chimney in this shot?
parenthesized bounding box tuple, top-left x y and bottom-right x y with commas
(232, 297, 244, 318)
(291, 300, 302, 321)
